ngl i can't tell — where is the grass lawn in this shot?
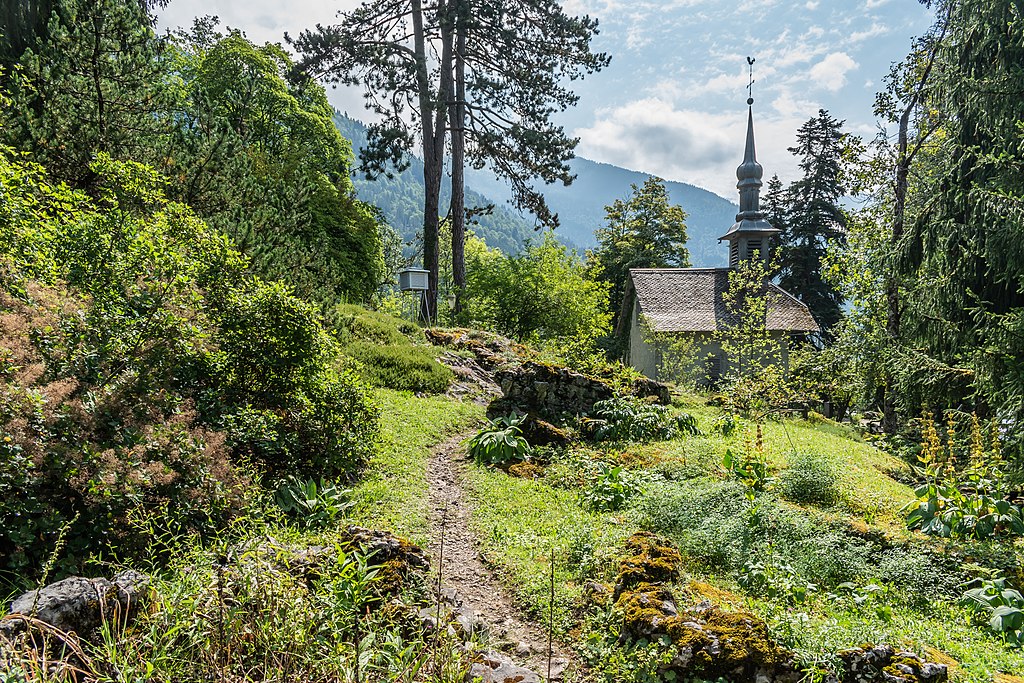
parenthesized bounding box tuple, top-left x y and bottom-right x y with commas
(461, 394, 1024, 682)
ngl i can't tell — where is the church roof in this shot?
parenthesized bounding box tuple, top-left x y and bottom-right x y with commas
(628, 268, 820, 334)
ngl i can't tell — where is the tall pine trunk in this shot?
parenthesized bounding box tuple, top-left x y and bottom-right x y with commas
(412, 0, 453, 324)
(449, 4, 467, 316)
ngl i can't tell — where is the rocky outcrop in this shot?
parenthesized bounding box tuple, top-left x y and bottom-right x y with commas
(2, 570, 150, 638)
(468, 650, 543, 683)
(496, 362, 615, 420)
(833, 645, 947, 683)
(610, 533, 797, 682)
(606, 533, 948, 683)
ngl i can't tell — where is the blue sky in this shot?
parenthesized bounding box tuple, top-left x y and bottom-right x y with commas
(158, 0, 935, 199)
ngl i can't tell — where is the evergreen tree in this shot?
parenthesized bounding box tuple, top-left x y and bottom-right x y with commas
(0, 0, 171, 188)
(291, 0, 608, 320)
(899, 0, 1024, 426)
(592, 176, 690, 337)
(775, 110, 850, 340)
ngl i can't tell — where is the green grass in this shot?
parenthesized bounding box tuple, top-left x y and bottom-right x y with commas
(460, 394, 1024, 682)
(462, 461, 635, 632)
(348, 389, 485, 545)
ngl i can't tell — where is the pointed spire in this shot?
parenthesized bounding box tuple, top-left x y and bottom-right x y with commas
(719, 58, 780, 265)
(735, 105, 764, 217)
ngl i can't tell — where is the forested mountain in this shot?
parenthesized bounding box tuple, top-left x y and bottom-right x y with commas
(336, 114, 739, 265)
(334, 114, 539, 255)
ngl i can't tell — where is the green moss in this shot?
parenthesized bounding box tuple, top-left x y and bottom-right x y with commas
(615, 532, 683, 593)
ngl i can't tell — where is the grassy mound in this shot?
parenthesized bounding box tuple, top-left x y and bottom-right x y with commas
(333, 304, 454, 394)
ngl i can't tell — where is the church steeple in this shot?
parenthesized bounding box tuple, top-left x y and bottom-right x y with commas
(720, 58, 780, 268)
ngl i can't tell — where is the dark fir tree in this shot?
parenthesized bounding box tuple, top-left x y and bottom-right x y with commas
(898, 0, 1024, 427)
(775, 110, 850, 340)
(592, 176, 690, 337)
(761, 174, 788, 236)
(291, 0, 608, 320)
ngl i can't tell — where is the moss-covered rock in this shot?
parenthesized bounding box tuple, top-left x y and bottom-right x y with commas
(507, 461, 546, 479)
(836, 645, 947, 683)
(613, 532, 683, 598)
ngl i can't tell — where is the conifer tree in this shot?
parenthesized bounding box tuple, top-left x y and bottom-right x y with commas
(775, 110, 850, 341)
(291, 0, 607, 320)
(0, 0, 171, 187)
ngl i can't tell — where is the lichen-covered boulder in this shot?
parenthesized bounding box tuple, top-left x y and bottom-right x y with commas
(467, 650, 543, 683)
(613, 532, 683, 598)
(610, 532, 795, 682)
(2, 570, 150, 638)
(834, 645, 948, 683)
(341, 526, 430, 594)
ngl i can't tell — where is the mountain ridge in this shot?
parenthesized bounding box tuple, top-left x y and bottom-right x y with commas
(335, 114, 738, 267)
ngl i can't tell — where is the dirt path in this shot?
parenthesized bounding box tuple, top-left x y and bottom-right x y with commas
(426, 432, 574, 679)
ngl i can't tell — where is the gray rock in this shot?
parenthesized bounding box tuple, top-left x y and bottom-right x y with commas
(467, 650, 542, 683)
(3, 570, 149, 637)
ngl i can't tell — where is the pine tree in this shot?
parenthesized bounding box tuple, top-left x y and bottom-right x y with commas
(0, 0, 171, 187)
(291, 0, 607, 320)
(775, 110, 850, 341)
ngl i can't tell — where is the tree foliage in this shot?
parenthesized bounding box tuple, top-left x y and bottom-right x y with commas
(0, 148, 379, 577)
(168, 25, 385, 306)
(591, 176, 690, 331)
(771, 110, 852, 340)
(462, 233, 611, 344)
(291, 0, 608, 318)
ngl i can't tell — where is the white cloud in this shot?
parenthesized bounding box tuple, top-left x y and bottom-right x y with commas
(805, 1, 819, 9)
(848, 22, 890, 43)
(573, 98, 808, 197)
(808, 52, 858, 92)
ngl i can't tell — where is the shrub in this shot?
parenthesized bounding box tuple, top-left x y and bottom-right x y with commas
(777, 452, 840, 506)
(333, 304, 453, 394)
(962, 577, 1024, 647)
(344, 340, 453, 394)
(468, 414, 532, 465)
(0, 150, 380, 579)
(274, 476, 354, 529)
(587, 396, 700, 442)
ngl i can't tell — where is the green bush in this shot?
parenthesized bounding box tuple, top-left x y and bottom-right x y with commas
(332, 304, 454, 394)
(0, 150, 379, 580)
(344, 340, 454, 394)
(585, 462, 644, 512)
(777, 452, 840, 506)
(587, 396, 700, 442)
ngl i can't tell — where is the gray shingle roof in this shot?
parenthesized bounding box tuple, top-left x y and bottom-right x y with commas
(629, 268, 820, 333)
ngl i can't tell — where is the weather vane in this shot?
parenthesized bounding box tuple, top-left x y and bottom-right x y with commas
(746, 56, 756, 105)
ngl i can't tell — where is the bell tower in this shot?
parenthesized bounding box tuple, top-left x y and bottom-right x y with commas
(720, 58, 779, 267)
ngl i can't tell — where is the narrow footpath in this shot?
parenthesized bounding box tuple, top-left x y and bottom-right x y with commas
(425, 432, 575, 680)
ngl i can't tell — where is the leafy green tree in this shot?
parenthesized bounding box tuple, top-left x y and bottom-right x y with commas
(168, 27, 385, 306)
(291, 0, 608, 320)
(774, 110, 852, 340)
(0, 0, 171, 187)
(463, 233, 611, 344)
(592, 176, 690, 332)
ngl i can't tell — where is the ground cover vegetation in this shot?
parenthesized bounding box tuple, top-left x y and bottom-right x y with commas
(3, 0, 1024, 681)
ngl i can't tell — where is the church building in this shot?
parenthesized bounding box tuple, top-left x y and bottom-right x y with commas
(618, 98, 819, 383)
